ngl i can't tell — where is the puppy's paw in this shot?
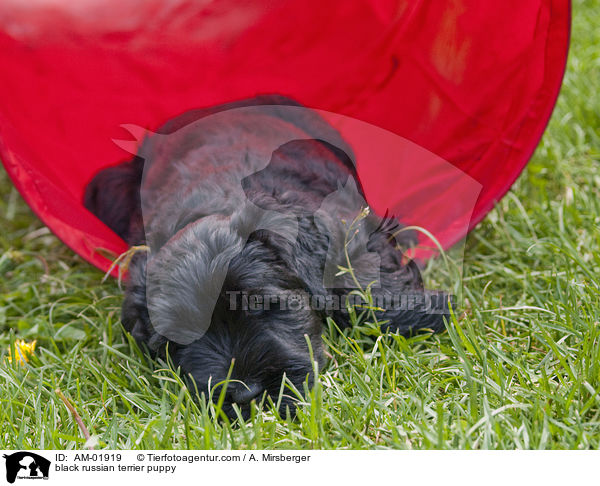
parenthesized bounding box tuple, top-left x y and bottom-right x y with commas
(377, 290, 451, 336)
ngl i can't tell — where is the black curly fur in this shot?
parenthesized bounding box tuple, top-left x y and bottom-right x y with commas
(84, 95, 448, 419)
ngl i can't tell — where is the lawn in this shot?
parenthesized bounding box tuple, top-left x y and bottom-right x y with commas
(1, 0, 598, 450)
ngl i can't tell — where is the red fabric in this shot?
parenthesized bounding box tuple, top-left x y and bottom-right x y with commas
(0, 0, 570, 272)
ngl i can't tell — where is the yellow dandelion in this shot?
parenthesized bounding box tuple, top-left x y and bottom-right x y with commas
(6, 339, 37, 365)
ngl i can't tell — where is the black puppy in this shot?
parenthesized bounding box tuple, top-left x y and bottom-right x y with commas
(84, 95, 447, 419)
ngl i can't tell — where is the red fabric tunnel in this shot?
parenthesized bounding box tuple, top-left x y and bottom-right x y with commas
(0, 0, 570, 272)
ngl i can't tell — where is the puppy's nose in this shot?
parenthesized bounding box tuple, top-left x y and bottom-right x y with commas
(230, 382, 263, 404)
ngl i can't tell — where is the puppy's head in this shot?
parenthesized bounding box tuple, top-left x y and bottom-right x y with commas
(123, 209, 325, 420)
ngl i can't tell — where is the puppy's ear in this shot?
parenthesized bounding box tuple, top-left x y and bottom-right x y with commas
(121, 252, 167, 355)
(83, 156, 144, 243)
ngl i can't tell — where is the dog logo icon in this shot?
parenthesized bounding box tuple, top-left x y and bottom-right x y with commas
(3, 452, 51, 483)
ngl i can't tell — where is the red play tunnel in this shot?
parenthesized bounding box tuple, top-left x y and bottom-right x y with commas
(0, 0, 570, 272)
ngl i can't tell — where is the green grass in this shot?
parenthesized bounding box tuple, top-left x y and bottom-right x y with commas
(1, 1, 599, 449)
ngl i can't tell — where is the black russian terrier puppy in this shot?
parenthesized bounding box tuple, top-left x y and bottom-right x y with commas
(84, 95, 447, 419)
